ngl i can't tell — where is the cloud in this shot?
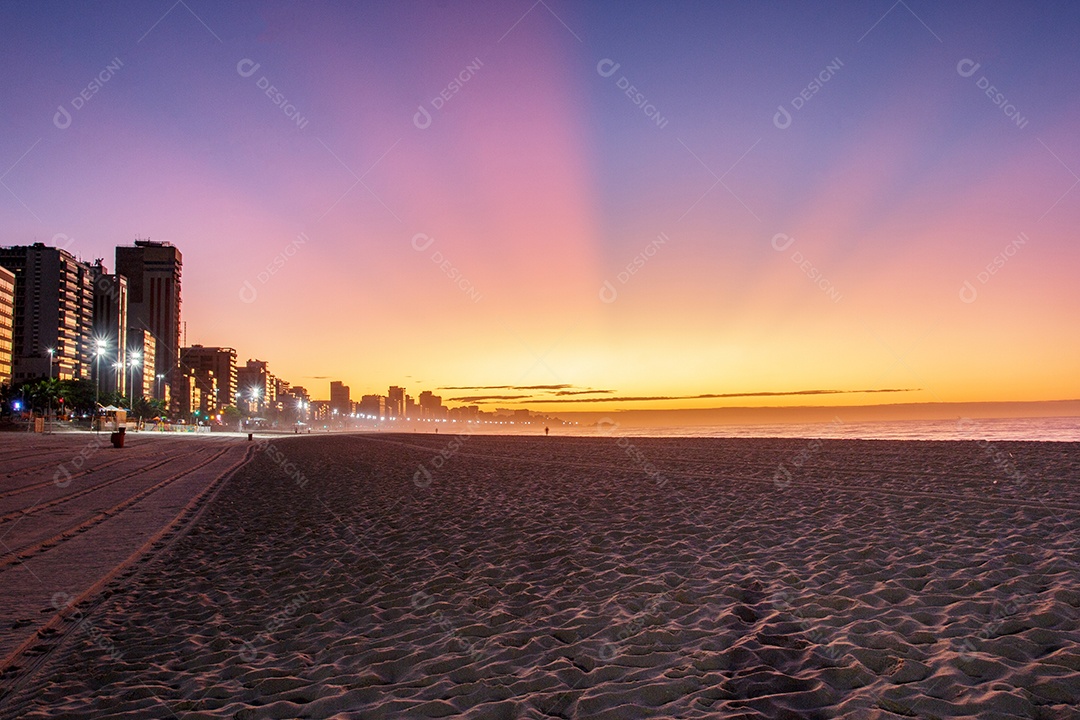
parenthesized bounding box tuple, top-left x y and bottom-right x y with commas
(553, 389, 615, 396)
(442, 385, 614, 398)
(447, 394, 538, 403)
(460, 388, 920, 404)
(440, 384, 574, 391)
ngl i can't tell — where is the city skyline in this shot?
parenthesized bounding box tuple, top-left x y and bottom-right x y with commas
(1, 2, 1078, 414)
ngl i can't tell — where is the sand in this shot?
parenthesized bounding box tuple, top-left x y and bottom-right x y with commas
(0, 433, 250, 674)
(1, 433, 1078, 719)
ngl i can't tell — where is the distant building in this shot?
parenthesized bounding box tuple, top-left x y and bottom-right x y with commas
(281, 384, 310, 423)
(309, 399, 331, 423)
(116, 240, 181, 408)
(418, 390, 446, 419)
(358, 394, 385, 419)
(237, 359, 275, 415)
(0, 244, 95, 384)
(387, 385, 405, 419)
(179, 345, 236, 413)
(330, 380, 351, 416)
(177, 366, 217, 420)
(127, 328, 157, 400)
(269, 377, 290, 415)
(0, 265, 13, 387)
(450, 404, 480, 421)
(90, 261, 128, 396)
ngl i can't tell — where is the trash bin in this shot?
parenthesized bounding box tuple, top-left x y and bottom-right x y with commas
(111, 427, 126, 448)
(247, 433, 253, 441)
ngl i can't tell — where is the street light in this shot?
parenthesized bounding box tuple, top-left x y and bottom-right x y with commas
(156, 374, 165, 401)
(93, 338, 108, 431)
(128, 350, 142, 415)
(46, 349, 54, 433)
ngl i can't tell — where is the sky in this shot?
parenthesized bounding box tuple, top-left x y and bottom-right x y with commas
(1, 0, 1077, 411)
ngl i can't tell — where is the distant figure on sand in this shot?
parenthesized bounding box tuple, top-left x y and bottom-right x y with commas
(545, 426, 549, 436)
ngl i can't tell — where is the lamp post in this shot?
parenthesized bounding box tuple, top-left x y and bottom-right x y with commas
(156, 374, 165, 402)
(128, 351, 142, 412)
(93, 339, 107, 431)
(45, 348, 54, 432)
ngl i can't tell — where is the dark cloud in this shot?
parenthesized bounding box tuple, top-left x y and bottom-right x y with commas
(553, 389, 615, 396)
(446, 394, 537, 403)
(461, 388, 920, 404)
(440, 384, 574, 391)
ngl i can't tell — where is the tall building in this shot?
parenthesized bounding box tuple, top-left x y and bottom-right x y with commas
(90, 261, 128, 396)
(0, 244, 95, 384)
(284, 385, 310, 424)
(0, 265, 14, 387)
(418, 390, 447, 419)
(127, 328, 157, 399)
(177, 366, 217, 420)
(237, 359, 275, 415)
(358, 394, 385, 418)
(330, 380, 350, 416)
(115, 240, 181, 407)
(178, 345, 236, 413)
(387, 386, 405, 419)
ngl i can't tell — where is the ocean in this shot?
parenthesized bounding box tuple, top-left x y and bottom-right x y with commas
(574, 416, 1080, 442)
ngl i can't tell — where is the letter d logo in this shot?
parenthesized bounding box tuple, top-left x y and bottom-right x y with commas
(959, 280, 978, 304)
(53, 105, 72, 130)
(239, 640, 259, 663)
(773, 104, 792, 130)
(54, 465, 73, 487)
(411, 233, 434, 252)
(413, 465, 432, 488)
(596, 58, 620, 78)
(956, 58, 981, 78)
(236, 58, 260, 77)
(239, 279, 258, 304)
(51, 591, 73, 610)
(773, 464, 792, 490)
(599, 280, 618, 304)
(771, 233, 795, 252)
(413, 105, 432, 129)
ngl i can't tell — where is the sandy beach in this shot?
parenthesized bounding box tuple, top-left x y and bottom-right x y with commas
(1, 433, 1078, 719)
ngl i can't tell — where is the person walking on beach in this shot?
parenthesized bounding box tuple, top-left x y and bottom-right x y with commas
(545, 426, 549, 436)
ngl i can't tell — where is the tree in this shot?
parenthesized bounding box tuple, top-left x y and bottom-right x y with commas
(59, 378, 102, 415)
(131, 395, 164, 419)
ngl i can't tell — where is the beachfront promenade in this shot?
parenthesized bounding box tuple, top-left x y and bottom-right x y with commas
(0, 432, 252, 683)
